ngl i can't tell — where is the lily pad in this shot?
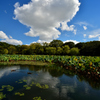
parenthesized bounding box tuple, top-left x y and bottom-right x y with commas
(26, 86, 31, 90)
(0, 92, 6, 100)
(33, 96, 42, 100)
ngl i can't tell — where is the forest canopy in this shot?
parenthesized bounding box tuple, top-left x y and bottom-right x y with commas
(0, 40, 100, 56)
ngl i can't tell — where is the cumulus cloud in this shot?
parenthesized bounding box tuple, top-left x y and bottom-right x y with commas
(9, 35, 13, 39)
(63, 40, 79, 44)
(83, 34, 86, 38)
(88, 29, 100, 39)
(0, 31, 8, 39)
(1, 38, 23, 45)
(83, 26, 87, 30)
(0, 31, 23, 45)
(14, 0, 80, 42)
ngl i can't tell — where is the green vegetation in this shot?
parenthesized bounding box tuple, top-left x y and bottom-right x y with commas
(0, 92, 6, 100)
(15, 92, 25, 96)
(0, 54, 100, 79)
(33, 97, 43, 100)
(0, 85, 14, 92)
(0, 40, 100, 56)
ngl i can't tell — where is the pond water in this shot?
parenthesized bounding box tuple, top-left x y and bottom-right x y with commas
(0, 65, 100, 100)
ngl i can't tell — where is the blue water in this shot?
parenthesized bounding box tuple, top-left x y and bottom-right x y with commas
(0, 65, 100, 100)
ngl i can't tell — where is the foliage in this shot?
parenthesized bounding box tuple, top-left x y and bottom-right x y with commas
(56, 47, 63, 55)
(0, 40, 100, 56)
(8, 46, 16, 54)
(70, 47, 80, 55)
(63, 42, 75, 48)
(45, 47, 56, 55)
(62, 45, 70, 55)
(49, 40, 63, 47)
(3, 49, 8, 54)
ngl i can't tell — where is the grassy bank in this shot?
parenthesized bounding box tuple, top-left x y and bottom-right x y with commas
(0, 60, 51, 66)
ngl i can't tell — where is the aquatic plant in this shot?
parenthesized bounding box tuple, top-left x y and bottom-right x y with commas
(33, 96, 42, 100)
(15, 92, 24, 96)
(0, 85, 14, 92)
(0, 92, 6, 100)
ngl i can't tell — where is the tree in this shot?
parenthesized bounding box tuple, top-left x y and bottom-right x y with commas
(80, 41, 100, 56)
(36, 46, 44, 54)
(62, 45, 70, 55)
(56, 47, 63, 55)
(70, 47, 80, 55)
(0, 46, 4, 54)
(42, 42, 49, 47)
(63, 42, 75, 48)
(49, 40, 63, 47)
(19, 45, 30, 54)
(29, 43, 42, 54)
(3, 49, 8, 54)
(75, 42, 85, 49)
(45, 47, 56, 55)
(8, 46, 16, 54)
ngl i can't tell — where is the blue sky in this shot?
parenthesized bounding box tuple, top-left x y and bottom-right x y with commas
(0, 0, 100, 45)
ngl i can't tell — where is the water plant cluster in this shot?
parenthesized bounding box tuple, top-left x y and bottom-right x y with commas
(0, 85, 14, 92)
(0, 92, 6, 100)
(15, 92, 25, 96)
(33, 96, 43, 100)
(0, 85, 14, 100)
(0, 79, 48, 100)
(16, 79, 49, 89)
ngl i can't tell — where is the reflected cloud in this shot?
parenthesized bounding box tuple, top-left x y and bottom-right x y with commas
(0, 66, 20, 78)
(22, 70, 77, 99)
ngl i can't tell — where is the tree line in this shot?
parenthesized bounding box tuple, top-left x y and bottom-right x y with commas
(0, 40, 100, 56)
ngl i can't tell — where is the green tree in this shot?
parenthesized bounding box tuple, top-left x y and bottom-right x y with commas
(49, 40, 63, 47)
(29, 43, 42, 54)
(8, 46, 16, 54)
(0, 46, 4, 54)
(70, 47, 80, 55)
(56, 47, 63, 55)
(63, 42, 75, 48)
(42, 42, 49, 47)
(62, 45, 70, 55)
(37, 46, 44, 54)
(3, 49, 8, 54)
(45, 47, 56, 55)
(19, 45, 30, 54)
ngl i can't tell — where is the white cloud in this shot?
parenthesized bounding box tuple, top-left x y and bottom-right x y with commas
(9, 35, 13, 39)
(0, 31, 8, 39)
(83, 26, 87, 30)
(77, 21, 93, 27)
(88, 29, 100, 39)
(73, 29, 77, 35)
(0, 31, 23, 45)
(1, 38, 23, 45)
(63, 40, 79, 44)
(61, 22, 75, 31)
(83, 34, 86, 38)
(14, 0, 80, 42)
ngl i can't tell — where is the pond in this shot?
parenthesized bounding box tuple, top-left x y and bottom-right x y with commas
(0, 65, 100, 100)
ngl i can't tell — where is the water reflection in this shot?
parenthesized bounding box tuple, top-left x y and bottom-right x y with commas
(0, 66, 20, 78)
(0, 65, 100, 100)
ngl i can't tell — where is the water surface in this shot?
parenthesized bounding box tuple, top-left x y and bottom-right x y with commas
(0, 65, 100, 100)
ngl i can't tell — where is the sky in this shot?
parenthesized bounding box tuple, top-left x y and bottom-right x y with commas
(0, 0, 100, 45)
